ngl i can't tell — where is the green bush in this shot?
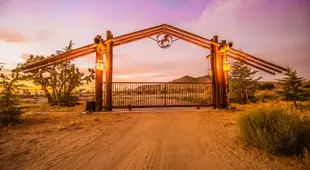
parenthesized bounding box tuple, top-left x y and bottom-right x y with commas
(238, 107, 308, 155)
(0, 107, 23, 126)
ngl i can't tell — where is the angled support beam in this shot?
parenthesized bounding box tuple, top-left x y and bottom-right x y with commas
(165, 27, 211, 47)
(114, 30, 163, 47)
(227, 54, 276, 75)
(165, 29, 211, 49)
(230, 49, 287, 72)
(227, 51, 283, 73)
(111, 24, 165, 42)
(21, 44, 96, 71)
(166, 24, 220, 46)
(24, 48, 96, 73)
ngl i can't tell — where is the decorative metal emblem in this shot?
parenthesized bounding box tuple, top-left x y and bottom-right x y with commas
(148, 33, 179, 49)
(156, 34, 173, 49)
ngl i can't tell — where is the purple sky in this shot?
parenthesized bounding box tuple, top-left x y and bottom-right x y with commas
(0, 0, 309, 82)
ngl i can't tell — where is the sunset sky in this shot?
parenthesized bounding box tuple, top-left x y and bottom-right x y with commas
(0, 0, 309, 82)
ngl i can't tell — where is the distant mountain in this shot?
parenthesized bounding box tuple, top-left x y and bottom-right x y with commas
(171, 75, 211, 82)
(196, 75, 211, 82)
(171, 75, 197, 82)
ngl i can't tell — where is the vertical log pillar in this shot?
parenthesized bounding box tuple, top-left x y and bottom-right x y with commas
(95, 36, 104, 112)
(210, 38, 217, 109)
(211, 35, 225, 109)
(104, 30, 113, 111)
(222, 52, 228, 108)
(221, 40, 228, 108)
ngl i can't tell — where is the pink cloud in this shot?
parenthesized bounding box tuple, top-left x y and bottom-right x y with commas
(0, 28, 28, 43)
(0, 0, 309, 82)
(20, 53, 31, 60)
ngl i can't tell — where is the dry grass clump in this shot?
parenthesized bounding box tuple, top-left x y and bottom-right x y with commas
(0, 107, 23, 126)
(255, 90, 280, 102)
(304, 149, 310, 170)
(233, 101, 310, 117)
(22, 103, 86, 112)
(238, 107, 309, 155)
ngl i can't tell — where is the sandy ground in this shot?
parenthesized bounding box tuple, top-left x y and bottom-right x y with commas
(0, 109, 302, 170)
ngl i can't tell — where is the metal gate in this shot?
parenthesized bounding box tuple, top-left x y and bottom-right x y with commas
(104, 82, 213, 108)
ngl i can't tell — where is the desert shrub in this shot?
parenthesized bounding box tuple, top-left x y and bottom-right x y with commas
(258, 82, 276, 91)
(59, 94, 79, 107)
(0, 107, 23, 126)
(22, 41, 95, 106)
(238, 107, 309, 155)
(182, 96, 211, 105)
(255, 90, 280, 102)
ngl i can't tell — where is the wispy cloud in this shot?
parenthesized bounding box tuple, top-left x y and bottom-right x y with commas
(0, 0, 309, 81)
(0, 28, 28, 43)
(20, 53, 31, 60)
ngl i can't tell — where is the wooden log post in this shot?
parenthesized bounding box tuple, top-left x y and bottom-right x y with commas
(210, 38, 217, 109)
(221, 40, 228, 109)
(94, 35, 105, 112)
(223, 56, 229, 108)
(210, 35, 226, 109)
(104, 30, 114, 111)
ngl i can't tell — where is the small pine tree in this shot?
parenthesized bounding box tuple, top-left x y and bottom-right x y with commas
(229, 61, 261, 104)
(278, 67, 306, 106)
(301, 81, 310, 101)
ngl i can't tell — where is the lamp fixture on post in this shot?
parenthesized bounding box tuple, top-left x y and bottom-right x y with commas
(94, 34, 105, 112)
(223, 61, 231, 72)
(96, 60, 105, 71)
(209, 68, 212, 76)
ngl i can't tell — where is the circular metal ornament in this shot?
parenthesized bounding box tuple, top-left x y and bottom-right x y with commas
(156, 34, 173, 49)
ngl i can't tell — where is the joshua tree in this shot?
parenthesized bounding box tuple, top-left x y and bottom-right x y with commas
(22, 41, 95, 106)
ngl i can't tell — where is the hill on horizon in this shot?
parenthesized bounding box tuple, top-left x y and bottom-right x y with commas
(171, 75, 211, 82)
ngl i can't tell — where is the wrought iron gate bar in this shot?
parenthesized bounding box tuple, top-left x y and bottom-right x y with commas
(104, 82, 213, 108)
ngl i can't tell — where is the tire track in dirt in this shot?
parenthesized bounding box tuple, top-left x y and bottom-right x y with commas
(87, 114, 164, 170)
(18, 114, 132, 170)
(46, 116, 138, 170)
(1, 111, 301, 170)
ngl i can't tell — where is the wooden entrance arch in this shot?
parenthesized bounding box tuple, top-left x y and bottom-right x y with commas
(20, 24, 287, 111)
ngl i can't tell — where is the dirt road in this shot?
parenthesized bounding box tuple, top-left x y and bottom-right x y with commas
(0, 110, 300, 170)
